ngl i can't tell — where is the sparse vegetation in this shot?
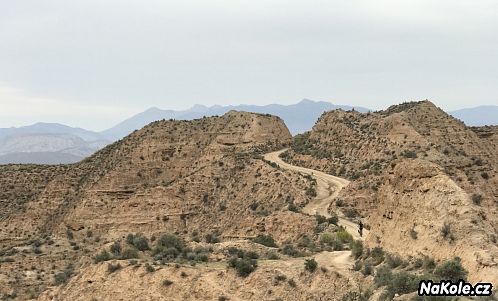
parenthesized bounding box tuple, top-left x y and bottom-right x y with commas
(320, 233, 344, 251)
(54, 264, 74, 285)
(281, 244, 302, 257)
(145, 263, 155, 273)
(228, 252, 258, 277)
(110, 241, 122, 255)
(205, 232, 221, 244)
(66, 229, 74, 240)
(2, 105, 496, 300)
(252, 234, 277, 248)
(368, 247, 385, 265)
(385, 253, 405, 269)
(401, 150, 417, 158)
(410, 228, 418, 240)
(441, 223, 454, 241)
(126, 233, 150, 251)
(94, 250, 112, 263)
(107, 262, 122, 273)
(434, 257, 467, 281)
(472, 193, 482, 205)
(304, 258, 318, 272)
(336, 228, 353, 243)
(287, 202, 300, 213)
(351, 240, 363, 259)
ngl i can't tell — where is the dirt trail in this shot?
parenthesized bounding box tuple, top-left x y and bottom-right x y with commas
(264, 149, 368, 241)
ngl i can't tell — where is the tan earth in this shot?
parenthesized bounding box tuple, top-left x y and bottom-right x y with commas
(264, 149, 368, 241)
(282, 100, 498, 285)
(2, 101, 497, 300)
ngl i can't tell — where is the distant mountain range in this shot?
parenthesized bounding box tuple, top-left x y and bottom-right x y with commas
(1, 100, 496, 164)
(101, 99, 370, 139)
(0, 123, 110, 164)
(447, 106, 498, 126)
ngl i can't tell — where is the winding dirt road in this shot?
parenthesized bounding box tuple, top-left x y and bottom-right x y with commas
(264, 149, 367, 241)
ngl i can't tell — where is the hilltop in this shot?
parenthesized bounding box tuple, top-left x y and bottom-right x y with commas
(100, 99, 371, 139)
(0, 111, 338, 300)
(281, 100, 498, 284)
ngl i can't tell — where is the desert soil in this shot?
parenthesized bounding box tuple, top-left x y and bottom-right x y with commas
(264, 149, 369, 275)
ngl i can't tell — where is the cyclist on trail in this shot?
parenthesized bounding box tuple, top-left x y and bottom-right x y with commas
(358, 221, 364, 237)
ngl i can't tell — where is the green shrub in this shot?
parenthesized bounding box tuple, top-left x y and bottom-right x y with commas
(472, 194, 482, 205)
(110, 241, 122, 255)
(374, 265, 393, 287)
(287, 279, 297, 288)
(423, 256, 436, 272)
(205, 233, 221, 244)
(304, 258, 318, 272)
(434, 257, 468, 281)
(344, 208, 359, 218)
(228, 257, 258, 277)
(156, 234, 185, 252)
(191, 231, 200, 242)
(107, 263, 122, 273)
(120, 248, 139, 259)
(320, 233, 334, 245)
(363, 260, 373, 276)
(441, 223, 454, 241)
(162, 279, 174, 286)
(402, 150, 417, 158)
(386, 254, 405, 269)
(274, 273, 287, 282)
(54, 264, 74, 285)
(252, 234, 277, 248)
(297, 235, 314, 248)
(195, 253, 209, 262)
(413, 258, 423, 269)
(281, 244, 301, 257)
(336, 229, 353, 244)
(315, 215, 327, 224)
(66, 229, 74, 240)
(288, 203, 299, 212)
(327, 214, 339, 225)
(94, 250, 112, 263)
(370, 247, 385, 265)
(153, 233, 186, 261)
(306, 185, 317, 197)
(145, 263, 155, 273)
(320, 233, 343, 251)
(351, 240, 363, 259)
(266, 252, 280, 260)
(385, 271, 420, 297)
(410, 228, 418, 240)
(126, 233, 150, 251)
(245, 251, 259, 259)
(353, 260, 362, 271)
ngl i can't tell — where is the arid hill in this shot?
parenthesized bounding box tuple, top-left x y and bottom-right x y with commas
(281, 100, 498, 284)
(1, 104, 496, 300)
(1, 111, 331, 300)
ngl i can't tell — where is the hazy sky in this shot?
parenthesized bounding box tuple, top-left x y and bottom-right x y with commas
(1, 0, 497, 131)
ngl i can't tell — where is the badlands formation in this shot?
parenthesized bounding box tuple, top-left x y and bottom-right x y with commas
(0, 102, 496, 300)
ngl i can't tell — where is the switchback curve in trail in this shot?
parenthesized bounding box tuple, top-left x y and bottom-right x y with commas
(263, 149, 368, 241)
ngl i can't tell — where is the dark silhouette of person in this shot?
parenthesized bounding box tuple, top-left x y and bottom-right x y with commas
(358, 221, 364, 237)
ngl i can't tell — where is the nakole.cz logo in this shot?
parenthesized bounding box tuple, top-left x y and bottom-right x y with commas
(419, 280, 493, 297)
